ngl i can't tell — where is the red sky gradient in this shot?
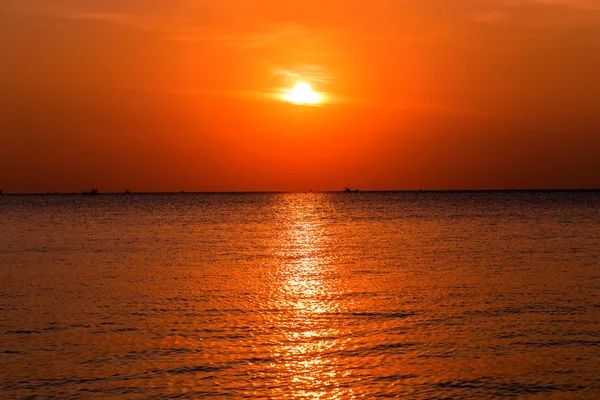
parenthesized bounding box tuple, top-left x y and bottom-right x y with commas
(1, 0, 599, 192)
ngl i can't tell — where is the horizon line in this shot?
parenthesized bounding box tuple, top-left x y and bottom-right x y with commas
(1, 188, 599, 195)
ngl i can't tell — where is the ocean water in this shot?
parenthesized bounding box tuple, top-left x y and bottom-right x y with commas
(1, 192, 599, 398)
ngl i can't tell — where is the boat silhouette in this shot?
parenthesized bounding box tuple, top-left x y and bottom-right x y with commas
(83, 188, 99, 195)
(344, 187, 359, 193)
(124, 189, 131, 195)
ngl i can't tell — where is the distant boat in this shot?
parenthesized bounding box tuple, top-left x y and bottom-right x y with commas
(83, 188, 99, 195)
(343, 187, 359, 193)
(0, 189, 3, 195)
(124, 189, 131, 195)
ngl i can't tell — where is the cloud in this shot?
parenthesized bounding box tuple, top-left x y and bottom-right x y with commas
(162, 30, 292, 49)
(63, 12, 133, 24)
(162, 22, 315, 50)
(528, 0, 600, 11)
(273, 65, 333, 84)
(471, 0, 600, 27)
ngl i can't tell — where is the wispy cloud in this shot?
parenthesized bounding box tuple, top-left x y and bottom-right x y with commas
(163, 32, 282, 49)
(472, 0, 600, 27)
(162, 22, 314, 49)
(273, 65, 333, 84)
(528, 0, 600, 11)
(63, 12, 133, 24)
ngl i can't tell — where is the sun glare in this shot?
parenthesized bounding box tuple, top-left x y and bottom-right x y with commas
(283, 82, 321, 105)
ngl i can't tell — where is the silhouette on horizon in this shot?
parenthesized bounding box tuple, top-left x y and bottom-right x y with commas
(125, 189, 131, 195)
(83, 188, 99, 195)
(344, 187, 359, 193)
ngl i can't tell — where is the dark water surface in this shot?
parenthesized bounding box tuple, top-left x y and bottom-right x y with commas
(1, 192, 599, 398)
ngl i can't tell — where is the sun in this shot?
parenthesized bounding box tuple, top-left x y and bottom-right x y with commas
(283, 82, 321, 105)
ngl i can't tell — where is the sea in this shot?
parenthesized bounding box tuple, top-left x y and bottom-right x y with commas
(1, 191, 599, 399)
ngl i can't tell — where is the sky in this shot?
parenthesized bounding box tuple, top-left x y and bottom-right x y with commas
(1, 0, 599, 193)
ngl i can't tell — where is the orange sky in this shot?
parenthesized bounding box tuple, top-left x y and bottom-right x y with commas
(1, 0, 599, 192)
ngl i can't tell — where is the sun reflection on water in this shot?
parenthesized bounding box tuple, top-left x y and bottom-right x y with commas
(266, 194, 354, 398)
